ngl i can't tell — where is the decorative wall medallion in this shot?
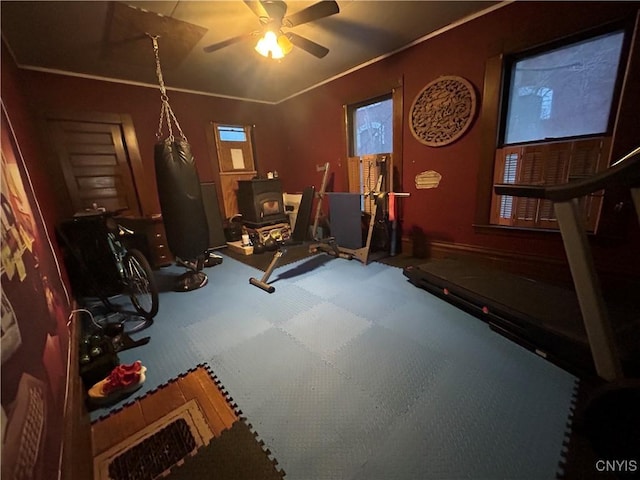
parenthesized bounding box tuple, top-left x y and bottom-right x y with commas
(410, 75, 477, 147)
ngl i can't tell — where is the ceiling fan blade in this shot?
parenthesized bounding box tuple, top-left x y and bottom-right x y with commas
(259, 1, 287, 21)
(243, 0, 265, 18)
(203, 32, 257, 53)
(284, 1, 339, 27)
(286, 32, 329, 58)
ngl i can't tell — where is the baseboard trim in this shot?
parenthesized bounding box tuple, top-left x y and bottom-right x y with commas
(400, 236, 634, 288)
(401, 236, 566, 280)
(60, 306, 94, 480)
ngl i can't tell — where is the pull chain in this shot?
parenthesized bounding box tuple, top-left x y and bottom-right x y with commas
(149, 34, 187, 143)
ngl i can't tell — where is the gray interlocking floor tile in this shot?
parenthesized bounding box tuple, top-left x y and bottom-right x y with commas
(209, 327, 321, 413)
(330, 325, 450, 416)
(280, 302, 372, 359)
(252, 360, 397, 480)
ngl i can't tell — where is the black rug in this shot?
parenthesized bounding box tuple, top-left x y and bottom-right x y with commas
(222, 244, 315, 272)
(167, 420, 285, 480)
(109, 418, 196, 480)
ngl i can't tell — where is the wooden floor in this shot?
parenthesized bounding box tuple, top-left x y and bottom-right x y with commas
(91, 366, 239, 459)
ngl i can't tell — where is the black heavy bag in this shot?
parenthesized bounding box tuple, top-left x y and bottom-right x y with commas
(154, 139, 209, 261)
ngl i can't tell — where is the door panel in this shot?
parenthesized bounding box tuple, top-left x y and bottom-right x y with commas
(49, 120, 140, 216)
(219, 172, 256, 219)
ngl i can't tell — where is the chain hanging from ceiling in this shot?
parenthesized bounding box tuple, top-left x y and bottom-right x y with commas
(148, 34, 187, 144)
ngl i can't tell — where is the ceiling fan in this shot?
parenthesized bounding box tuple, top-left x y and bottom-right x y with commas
(202, 0, 339, 59)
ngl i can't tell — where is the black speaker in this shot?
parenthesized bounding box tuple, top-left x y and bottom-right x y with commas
(237, 178, 288, 227)
(200, 182, 227, 249)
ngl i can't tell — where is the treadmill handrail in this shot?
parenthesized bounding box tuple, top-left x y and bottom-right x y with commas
(495, 146, 640, 202)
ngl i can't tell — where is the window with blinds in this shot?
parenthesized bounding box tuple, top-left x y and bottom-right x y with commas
(347, 154, 388, 214)
(488, 22, 629, 233)
(490, 138, 609, 231)
(345, 93, 394, 212)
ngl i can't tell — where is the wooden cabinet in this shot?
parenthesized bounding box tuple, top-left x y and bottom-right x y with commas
(118, 216, 172, 268)
(145, 218, 172, 268)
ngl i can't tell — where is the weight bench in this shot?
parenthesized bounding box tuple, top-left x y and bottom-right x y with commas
(249, 186, 343, 293)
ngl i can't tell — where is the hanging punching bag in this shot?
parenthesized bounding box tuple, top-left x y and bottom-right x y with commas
(149, 34, 209, 291)
(154, 139, 209, 261)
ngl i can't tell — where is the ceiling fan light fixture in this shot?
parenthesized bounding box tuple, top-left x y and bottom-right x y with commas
(205, 1, 338, 60)
(277, 33, 293, 55)
(255, 30, 291, 59)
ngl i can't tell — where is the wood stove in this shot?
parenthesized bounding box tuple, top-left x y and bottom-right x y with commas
(237, 178, 288, 228)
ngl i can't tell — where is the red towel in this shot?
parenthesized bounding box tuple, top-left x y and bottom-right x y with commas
(388, 193, 396, 222)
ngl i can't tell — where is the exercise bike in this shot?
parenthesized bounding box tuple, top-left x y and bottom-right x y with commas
(59, 207, 159, 333)
(102, 211, 159, 320)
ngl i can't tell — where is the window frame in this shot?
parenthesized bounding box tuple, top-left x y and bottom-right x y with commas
(497, 23, 630, 148)
(346, 93, 394, 158)
(343, 87, 404, 197)
(212, 122, 256, 173)
(481, 19, 633, 233)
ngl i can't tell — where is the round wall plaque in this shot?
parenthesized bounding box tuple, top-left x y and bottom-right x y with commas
(409, 75, 477, 147)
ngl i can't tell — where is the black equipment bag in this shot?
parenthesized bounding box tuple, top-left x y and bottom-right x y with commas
(154, 139, 209, 261)
(57, 216, 123, 298)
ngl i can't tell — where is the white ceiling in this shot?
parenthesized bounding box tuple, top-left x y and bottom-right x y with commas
(1, 1, 502, 103)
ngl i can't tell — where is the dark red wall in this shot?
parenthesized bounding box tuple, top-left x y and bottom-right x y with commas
(275, 1, 640, 273)
(1, 42, 72, 282)
(3, 2, 639, 275)
(11, 62, 286, 214)
(2, 42, 73, 480)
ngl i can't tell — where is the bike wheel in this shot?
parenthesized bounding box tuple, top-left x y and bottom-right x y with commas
(124, 248, 159, 318)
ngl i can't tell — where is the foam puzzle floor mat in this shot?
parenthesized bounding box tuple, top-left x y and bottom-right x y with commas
(91, 255, 578, 479)
(91, 364, 285, 480)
